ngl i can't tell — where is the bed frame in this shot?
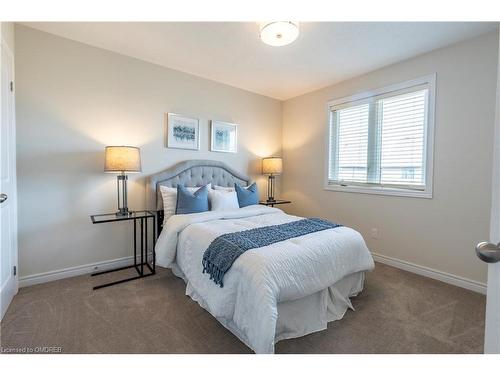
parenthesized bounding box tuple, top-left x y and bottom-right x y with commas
(146, 160, 250, 234)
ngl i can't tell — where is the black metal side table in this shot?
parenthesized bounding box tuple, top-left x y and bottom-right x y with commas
(90, 210, 156, 290)
(259, 199, 291, 208)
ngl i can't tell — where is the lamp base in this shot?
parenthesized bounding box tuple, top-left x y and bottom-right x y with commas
(116, 174, 131, 217)
(115, 208, 132, 217)
(267, 175, 276, 204)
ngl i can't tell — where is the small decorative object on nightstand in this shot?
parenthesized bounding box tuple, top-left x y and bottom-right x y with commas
(104, 146, 141, 217)
(262, 156, 282, 203)
(259, 199, 291, 208)
(90, 210, 156, 290)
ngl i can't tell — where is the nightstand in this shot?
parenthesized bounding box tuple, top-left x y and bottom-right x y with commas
(259, 200, 291, 208)
(90, 210, 156, 290)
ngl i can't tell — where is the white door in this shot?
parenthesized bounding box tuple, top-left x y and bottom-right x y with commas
(0, 35, 18, 320)
(477, 30, 500, 354)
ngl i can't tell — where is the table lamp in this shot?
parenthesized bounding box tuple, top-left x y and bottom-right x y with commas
(104, 146, 141, 216)
(262, 157, 282, 203)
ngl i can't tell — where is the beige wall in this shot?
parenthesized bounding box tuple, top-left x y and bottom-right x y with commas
(282, 32, 499, 285)
(15, 25, 282, 278)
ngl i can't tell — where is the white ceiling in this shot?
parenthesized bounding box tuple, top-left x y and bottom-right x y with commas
(23, 22, 498, 100)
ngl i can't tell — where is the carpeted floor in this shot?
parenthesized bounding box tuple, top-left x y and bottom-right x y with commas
(0, 262, 485, 354)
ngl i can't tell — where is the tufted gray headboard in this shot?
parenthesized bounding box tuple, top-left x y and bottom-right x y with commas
(146, 159, 250, 214)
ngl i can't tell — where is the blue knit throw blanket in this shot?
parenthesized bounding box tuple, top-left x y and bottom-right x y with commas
(202, 218, 342, 287)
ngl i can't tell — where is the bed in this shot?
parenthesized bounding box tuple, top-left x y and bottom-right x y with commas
(149, 160, 374, 354)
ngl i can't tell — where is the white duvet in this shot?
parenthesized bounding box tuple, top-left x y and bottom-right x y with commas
(155, 205, 374, 353)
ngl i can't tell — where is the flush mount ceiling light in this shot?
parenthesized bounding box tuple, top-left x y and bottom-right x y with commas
(260, 21, 299, 47)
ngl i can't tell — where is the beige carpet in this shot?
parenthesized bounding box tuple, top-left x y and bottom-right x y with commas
(0, 262, 485, 354)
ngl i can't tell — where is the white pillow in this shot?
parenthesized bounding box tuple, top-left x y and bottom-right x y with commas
(160, 183, 212, 223)
(208, 189, 239, 211)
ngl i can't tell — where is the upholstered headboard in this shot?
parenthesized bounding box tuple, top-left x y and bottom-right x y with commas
(146, 159, 250, 213)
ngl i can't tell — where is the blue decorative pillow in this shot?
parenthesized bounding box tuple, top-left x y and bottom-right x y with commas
(175, 184, 209, 214)
(235, 182, 259, 208)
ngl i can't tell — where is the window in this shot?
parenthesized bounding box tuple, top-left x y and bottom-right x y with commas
(326, 75, 435, 198)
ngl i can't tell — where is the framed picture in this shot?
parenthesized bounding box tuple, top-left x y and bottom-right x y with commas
(210, 120, 238, 153)
(166, 113, 200, 150)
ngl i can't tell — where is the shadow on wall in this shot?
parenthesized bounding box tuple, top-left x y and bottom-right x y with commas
(282, 112, 328, 216)
(281, 129, 372, 253)
(18, 150, 107, 229)
(16, 107, 147, 228)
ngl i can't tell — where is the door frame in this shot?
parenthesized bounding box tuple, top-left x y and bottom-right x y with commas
(0, 33, 18, 320)
(484, 29, 500, 354)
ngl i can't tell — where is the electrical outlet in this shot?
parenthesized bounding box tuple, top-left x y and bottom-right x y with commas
(370, 228, 379, 239)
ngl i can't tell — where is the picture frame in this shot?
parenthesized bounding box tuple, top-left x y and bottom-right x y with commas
(166, 113, 200, 150)
(210, 120, 238, 153)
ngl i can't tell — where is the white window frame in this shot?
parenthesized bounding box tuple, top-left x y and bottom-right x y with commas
(324, 74, 436, 199)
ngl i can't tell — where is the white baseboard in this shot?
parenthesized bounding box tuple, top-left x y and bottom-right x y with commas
(372, 252, 487, 295)
(18, 256, 136, 288)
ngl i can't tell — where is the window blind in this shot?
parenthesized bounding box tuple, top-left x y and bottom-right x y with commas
(328, 82, 430, 192)
(378, 89, 426, 187)
(330, 103, 369, 183)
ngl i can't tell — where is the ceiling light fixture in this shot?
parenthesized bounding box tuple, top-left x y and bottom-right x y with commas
(260, 21, 299, 47)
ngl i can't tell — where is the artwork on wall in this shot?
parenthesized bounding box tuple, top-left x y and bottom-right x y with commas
(210, 120, 238, 153)
(166, 113, 200, 150)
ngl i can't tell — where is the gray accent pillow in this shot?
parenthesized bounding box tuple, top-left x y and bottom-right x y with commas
(175, 184, 209, 214)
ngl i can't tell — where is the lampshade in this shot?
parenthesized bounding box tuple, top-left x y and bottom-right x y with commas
(104, 146, 142, 173)
(262, 157, 283, 175)
(260, 22, 299, 47)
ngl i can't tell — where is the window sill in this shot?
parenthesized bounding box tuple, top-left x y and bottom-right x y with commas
(324, 183, 433, 199)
